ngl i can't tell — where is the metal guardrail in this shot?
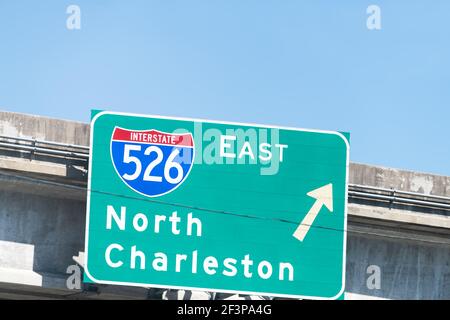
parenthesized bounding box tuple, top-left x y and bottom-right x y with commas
(0, 135, 89, 160)
(1, 135, 449, 211)
(349, 183, 450, 202)
(348, 185, 450, 211)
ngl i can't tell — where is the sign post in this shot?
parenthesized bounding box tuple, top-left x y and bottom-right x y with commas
(84, 110, 349, 299)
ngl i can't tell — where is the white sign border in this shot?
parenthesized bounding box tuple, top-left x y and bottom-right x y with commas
(84, 110, 350, 300)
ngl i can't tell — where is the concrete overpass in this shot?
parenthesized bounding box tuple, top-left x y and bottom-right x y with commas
(0, 111, 449, 299)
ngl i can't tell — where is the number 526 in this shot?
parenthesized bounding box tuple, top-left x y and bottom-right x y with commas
(121, 144, 184, 184)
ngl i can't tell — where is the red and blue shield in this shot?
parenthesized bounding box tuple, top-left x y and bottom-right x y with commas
(110, 127, 194, 197)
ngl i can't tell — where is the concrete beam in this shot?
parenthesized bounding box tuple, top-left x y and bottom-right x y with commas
(0, 157, 68, 177)
(0, 110, 89, 146)
(350, 162, 450, 197)
(348, 203, 450, 231)
(0, 170, 86, 201)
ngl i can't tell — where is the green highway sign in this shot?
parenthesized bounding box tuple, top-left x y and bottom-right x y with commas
(84, 110, 349, 299)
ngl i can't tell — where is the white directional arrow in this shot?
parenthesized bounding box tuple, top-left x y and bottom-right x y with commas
(293, 183, 333, 242)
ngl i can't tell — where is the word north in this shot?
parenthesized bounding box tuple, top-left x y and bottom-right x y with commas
(106, 205, 202, 236)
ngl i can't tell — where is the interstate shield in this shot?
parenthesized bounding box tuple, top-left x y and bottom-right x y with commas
(110, 127, 194, 197)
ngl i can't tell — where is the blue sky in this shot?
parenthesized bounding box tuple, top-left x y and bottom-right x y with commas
(0, 1, 449, 176)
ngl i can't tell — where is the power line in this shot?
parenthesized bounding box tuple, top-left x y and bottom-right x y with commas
(0, 169, 344, 234)
(1, 169, 449, 243)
